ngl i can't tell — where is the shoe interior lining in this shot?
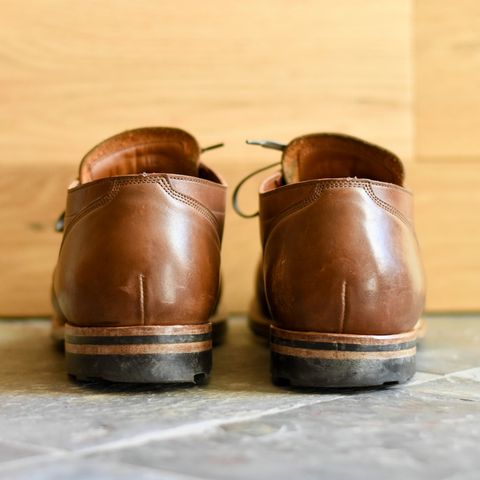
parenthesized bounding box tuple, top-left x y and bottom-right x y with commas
(79, 127, 201, 183)
(282, 134, 404, 186)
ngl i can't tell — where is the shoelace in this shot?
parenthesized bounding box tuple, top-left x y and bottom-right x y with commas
(232, 140, 286, 218)
(54, 143, 225, 233)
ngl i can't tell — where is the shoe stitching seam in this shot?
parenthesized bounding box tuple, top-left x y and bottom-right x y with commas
(362, 183, 411, 227)
(62, 180, 120, 239)
(260, 178, 411, 198)
(265, 181, 412, 240)
(156, 177, 219, 230)
(64, 177, 220, 241)
(96, 176, 219, 229)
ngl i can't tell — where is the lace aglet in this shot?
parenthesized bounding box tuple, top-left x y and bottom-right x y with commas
(245, 140, 287, 151)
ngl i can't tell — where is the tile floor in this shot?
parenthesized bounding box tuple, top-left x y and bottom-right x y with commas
(0, 316, 479, 479)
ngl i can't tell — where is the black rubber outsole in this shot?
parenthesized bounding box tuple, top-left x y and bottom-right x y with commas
(249, 319, 419, 388)
(67, 351, 212, 384)
(61, 320, 227, 385)
(271, 352, 416, 388)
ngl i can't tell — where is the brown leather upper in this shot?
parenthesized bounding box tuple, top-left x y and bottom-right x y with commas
(255, 133, 425, 335)
(53, 127, 226, 327)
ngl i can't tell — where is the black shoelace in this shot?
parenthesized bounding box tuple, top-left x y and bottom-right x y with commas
(232, 140, 286, 218)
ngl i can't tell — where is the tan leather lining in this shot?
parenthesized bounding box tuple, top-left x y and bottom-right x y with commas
(79, 127, 201, 183)
(281, 133, 404, 186)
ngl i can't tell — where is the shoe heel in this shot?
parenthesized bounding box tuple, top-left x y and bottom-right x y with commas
(270, 325, 417, 388)
(65, 323, 212, 384)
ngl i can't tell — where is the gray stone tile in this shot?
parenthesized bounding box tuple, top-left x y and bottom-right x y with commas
(451, 367, 480, 382)
(0, 314, 479, 479)
(409, 372, 480, 401)
(416, 316, 480, 375)
(0, 440, 48, 464)
(0, 319, 339, 451)
(393, 371, 441, 386)
(91, 388, 480, 480)
(445, 472, 480, 480)
(1, 457, 190, 480)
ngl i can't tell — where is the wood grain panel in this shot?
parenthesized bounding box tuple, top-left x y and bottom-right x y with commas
(416, 0, 480, 161)
(0, 1, 412, 315)
(410, 164, 480, 310)
(414, 0, 480, 310)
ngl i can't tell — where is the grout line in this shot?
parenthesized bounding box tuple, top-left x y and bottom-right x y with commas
(0, 452, 64, 473)
(0, 394, 345, 474)
(1, 373, 475, 474)
(414, 366, 480, 381)
(0, 373, 460, 471)
(391, 373, 443, 389)
(0, 373, 464, 475)
(75, 395, 345, 455)
(440, 366, 480, 380)
(0, 453, 210, 480)
(75, 370, 470, 452)
(0, 438, 63, 455)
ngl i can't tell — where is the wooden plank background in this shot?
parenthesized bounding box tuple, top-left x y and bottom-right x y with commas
(413, 0, 480, 310)
(1, 0, 477, 315)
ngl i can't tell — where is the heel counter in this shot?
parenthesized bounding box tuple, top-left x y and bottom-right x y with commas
(55, 178, 222, 327)
(263, 183, 425, 335)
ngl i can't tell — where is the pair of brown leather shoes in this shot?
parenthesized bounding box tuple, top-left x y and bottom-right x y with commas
(51, 127, 425, 387)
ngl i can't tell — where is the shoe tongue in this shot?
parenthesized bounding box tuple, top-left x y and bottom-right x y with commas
(281, 133, 404, 186)
(79, 127, 200, 183)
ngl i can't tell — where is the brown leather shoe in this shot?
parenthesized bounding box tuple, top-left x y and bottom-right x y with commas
(237, 133, 425, 388)
(52, 127, 227, 384)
